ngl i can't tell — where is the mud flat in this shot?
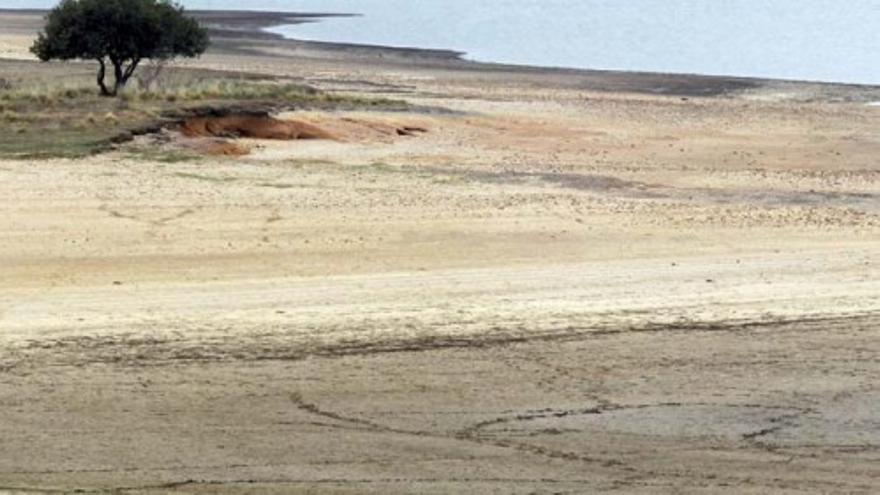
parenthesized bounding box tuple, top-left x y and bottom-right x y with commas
(1, 10, 880, 494)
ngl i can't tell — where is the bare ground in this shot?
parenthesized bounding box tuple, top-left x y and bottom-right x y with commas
(1, 12, 880, 494)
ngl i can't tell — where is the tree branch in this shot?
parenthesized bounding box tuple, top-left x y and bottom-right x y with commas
(123, 57, 141, 82)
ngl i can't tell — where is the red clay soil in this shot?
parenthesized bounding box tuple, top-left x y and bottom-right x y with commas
(180, 115, 338, 141)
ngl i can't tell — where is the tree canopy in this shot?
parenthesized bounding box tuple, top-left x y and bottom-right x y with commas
(32, 0, 209, 96)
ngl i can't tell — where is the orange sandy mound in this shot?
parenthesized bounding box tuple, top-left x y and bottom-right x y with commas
(180, 115, 338, 141)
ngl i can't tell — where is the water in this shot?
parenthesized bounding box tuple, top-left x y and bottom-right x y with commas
(4, 0, 879, 85)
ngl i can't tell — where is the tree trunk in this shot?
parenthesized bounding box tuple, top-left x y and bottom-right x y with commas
(98, 57, 143, 97)
(109, 58, 141, 96)
(112, 60, 124, 96)
(96, 58, 112, 97)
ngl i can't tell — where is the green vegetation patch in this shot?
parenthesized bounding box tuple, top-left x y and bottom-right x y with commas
(125, 145, 203, 163)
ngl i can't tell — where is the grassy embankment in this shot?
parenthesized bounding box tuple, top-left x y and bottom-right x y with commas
(0, 59, 403, 159)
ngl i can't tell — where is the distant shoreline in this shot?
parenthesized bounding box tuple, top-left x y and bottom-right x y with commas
(2, 8, 879, 97)
(190, 10, 359, 37)
(232, 9, 880, 89)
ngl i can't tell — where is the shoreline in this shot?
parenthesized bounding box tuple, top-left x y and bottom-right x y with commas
(2, 8, 880, 98)
(237, 9, 880, 89)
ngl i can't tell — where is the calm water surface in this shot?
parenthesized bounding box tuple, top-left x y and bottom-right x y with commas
(4, 0, 879, 84)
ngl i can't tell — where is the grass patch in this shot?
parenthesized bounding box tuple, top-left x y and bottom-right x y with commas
(0, 60, 407, 160)
(368, 161, 402, 174)
(127, 146, 202, 163)
(172, 171, 237, 182)
(258, 182, 298, 189)
(280, 158, 340, 168)
(0, 128, 114, 159)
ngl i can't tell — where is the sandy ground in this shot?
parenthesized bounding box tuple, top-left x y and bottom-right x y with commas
(0, 34, 32, 60)
(1, 12, 880, 494)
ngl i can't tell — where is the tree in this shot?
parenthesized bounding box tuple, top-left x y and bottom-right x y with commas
(31, 0, 209, 96)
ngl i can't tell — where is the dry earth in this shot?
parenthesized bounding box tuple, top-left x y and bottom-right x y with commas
(1, 12, 880, 494)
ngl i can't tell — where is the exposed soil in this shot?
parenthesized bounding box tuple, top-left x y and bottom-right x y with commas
(180, 114, 339, 141)
(173, 114, 430, 155)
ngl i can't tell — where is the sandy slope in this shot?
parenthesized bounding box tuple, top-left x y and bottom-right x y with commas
(1, 13, 880, 494)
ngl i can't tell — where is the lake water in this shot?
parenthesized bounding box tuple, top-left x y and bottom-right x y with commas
(4, 0, 879, 84)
